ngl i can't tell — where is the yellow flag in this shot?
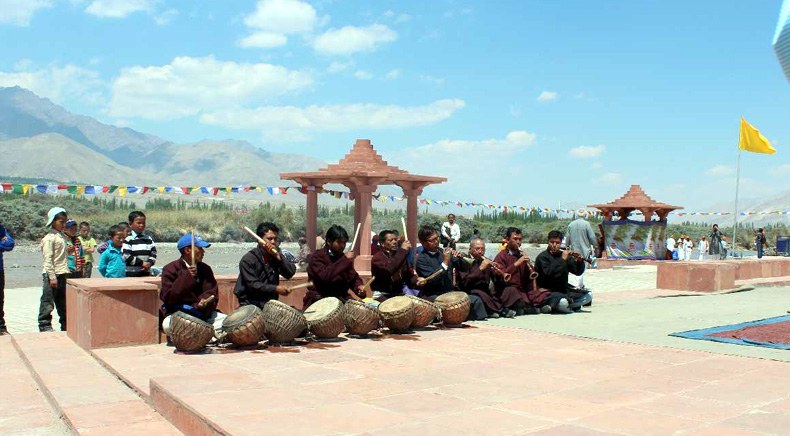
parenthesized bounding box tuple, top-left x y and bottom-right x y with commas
(739, 118, 776, 154)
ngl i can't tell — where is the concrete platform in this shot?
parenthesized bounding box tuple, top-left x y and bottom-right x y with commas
(10, 332, 183, 435)
(657, 258, 790, 292)
(85, 325, 790, 436)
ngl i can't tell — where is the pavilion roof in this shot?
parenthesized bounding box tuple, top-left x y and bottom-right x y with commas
(280, 139, 447, 186)
(588, 185, 683, 211)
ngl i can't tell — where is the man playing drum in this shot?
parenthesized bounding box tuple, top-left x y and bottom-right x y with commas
(160, 233, 226, 337)
(415, 226, 487, 321)
(234, 222, 297, 309)
(305, 225, 365, 310)
(371, 230, 426, 301)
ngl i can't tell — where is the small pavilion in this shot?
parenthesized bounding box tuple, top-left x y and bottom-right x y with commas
(588, 185, 682, 221)
(281, 139, 446, 271)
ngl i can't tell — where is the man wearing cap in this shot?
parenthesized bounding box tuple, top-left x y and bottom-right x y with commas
(160, 233, 226, 338)
(39, 207, 69, 332)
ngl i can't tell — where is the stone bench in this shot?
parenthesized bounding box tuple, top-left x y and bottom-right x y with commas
(656, 258, 790, 292)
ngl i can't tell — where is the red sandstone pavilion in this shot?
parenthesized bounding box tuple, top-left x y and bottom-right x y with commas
(281, 138, 446, 272)
(588, 184, 682, 222)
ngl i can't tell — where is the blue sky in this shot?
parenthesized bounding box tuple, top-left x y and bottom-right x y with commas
(1, 0, 788, 211)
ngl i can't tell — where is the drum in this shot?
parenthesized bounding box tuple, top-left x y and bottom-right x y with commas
(261, 300, 307, 344)
(304, 297, 345, 339)
(222, 305, 266, 347)
(378, 296, 414, 333)
(406, 295, 439, 328)
(435, 292, 471, 326)
(344, 300, 381, 335)
(170, 311, 215, 352)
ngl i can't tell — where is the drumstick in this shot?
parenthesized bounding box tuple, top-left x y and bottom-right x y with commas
(348, 223, 361, 252)
(400, 217, 408, 240)
(421, 268, 445, 282)
(190, 230, 195, 266)
(197, 294, 215, 308)
(361, 276, 375, 292)
(287, 281, 313, 291)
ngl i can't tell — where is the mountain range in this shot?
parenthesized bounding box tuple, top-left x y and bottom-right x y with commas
(0, 86, 325, 186)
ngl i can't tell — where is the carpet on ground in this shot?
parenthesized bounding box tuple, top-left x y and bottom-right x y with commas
(670, 315, 790, 350)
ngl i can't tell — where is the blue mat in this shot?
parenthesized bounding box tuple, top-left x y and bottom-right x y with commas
(670, 315, 790, 350)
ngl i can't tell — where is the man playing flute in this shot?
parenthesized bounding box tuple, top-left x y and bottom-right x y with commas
(534, 230, 592, 313)
(459, 237, 523, 318)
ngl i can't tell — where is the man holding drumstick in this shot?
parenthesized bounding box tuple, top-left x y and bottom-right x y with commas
(234, 222, 296, 309)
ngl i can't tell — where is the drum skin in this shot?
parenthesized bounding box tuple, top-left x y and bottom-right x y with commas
(304, 297, 345, 339)
(378, 296, 415, 333)
(435, 292, 471, 326)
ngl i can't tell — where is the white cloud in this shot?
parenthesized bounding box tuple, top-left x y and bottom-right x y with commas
(200, 98, 466, 141)
(326, 61, 353, 73)
(354, 70, 372, 80)
(398, 130, 536, 179)
(569, 145, 605, 158)
(108, 56, 313, 120)
(769, 164, 790, 177)
(0, 63, 103, 105)
(154, 8, 177, 25)
(313, 24, 397, 56)
(239, 32, 288, 48)
(537, 91, 558, 102)
(0, 0, 52, 26)
(84, 0, 154, 18)
(240, 0, 318, 49)
(420, 74, 445, 86)
(705, 165, 736, 178)
(385, 69, 401, 80)
(595, 173, 623, 185)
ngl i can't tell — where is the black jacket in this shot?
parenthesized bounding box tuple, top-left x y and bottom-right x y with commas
(234, 246, 296, 308)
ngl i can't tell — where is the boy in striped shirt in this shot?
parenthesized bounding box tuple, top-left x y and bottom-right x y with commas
(122, 211, 157, 277)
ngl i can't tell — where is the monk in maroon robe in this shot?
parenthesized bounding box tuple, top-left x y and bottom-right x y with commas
(459, 237, 523, 318)
(370, 230, 425, 301)
(305, 225, 364, 309)
(493, 227, 549, 313)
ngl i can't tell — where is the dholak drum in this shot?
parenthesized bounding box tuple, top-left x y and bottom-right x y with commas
(170, 311, 215, 352)
(378, 296, 414, 333)
(261, 300, 307, 344)
(406, 295, 439, 328)
(344, 300, 381, 335)
(304, 297, 345, 339)
(435, 292, 471, 325)
(222, 305, 266, 347)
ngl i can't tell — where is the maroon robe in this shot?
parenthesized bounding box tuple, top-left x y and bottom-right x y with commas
(305, 246, 362, 309)
(371, 248, 417, 300)
(460, 258, 524, 312)
(494, 249, 550, 307)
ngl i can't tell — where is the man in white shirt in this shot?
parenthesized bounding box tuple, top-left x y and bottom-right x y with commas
(440, 214, 461, 249)
(666, 235, 676, 260)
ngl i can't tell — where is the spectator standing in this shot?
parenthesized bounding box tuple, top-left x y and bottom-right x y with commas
(79, 222, 97, 278)
(709, 224, 724, 260)
(122, 211, 157, 277)
(566, 216, 597, 290)
(698, 236, 709, 261)
(0, 222, 15, 335)
(440, 214, 461, 249)
(39, 207, 69, 332)
(756, 228, 767, 259)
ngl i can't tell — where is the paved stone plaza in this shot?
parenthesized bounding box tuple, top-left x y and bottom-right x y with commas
(3, 265, 790, 435)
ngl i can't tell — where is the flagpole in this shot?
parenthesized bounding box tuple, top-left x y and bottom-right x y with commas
(732, 147, 741, 257)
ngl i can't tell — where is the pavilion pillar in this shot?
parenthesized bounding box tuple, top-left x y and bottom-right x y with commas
(402, 185, 424, 248)
(639, 208, 656, 222)
(306, 185, 321, 252)
(354, 185, 375, 271)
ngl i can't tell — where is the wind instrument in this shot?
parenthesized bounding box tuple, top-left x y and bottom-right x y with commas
(242, 226, 278, 256)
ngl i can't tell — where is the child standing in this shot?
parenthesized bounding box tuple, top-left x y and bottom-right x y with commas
(97, 222, 129, 256)
(79, 222, 97, 278)
(39, 207, 69, 332)
(0, 222, 15, 335)
(98, 225, 126, 278)
(122, 211, 157, 277)
(64, 220, 85, 278)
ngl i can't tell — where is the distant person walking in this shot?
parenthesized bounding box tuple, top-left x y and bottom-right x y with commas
(698, 236, 709, 261)
(441, 214, 460, 249)
(666, 235, 676, 260)
(709, 224, 724, 260)
(755, 228, 767, 259)
(566, 216, 596, 289)
(0, 222, 15, 335)
(684, 237, 693, 261)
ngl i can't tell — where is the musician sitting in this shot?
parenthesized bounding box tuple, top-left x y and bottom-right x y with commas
(371, 230, 426, 301)
(493, 227, 540, 315)
(305, 225, 365, 310)
(460, 237, 524, 318)
(534, 230, 592, 314)
(415, 226, 487, 321)
(160, 233, 226, 337)
(234, 222, 297, 309)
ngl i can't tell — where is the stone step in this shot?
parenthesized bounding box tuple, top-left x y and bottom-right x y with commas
(11, 332, 184, 436)
(0, 336, 72, 436)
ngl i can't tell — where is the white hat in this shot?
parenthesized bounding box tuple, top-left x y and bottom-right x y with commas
(46, 207, 66, 227)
